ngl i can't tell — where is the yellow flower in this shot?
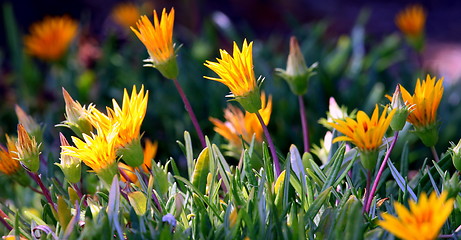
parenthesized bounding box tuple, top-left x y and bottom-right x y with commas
(87, 85, 148, 167)
(209, 92, 272, 150)
(111, 2, 140, 28)
(395, 4, 426, 37)
(0, 136, 21, 176)
(328, 105, 395, 170)
(24, 16, 78, 61)
(61, 126, 118, 185)
(400, 75, 443, 146)
(131, 8, 178, 79)
(400, 75, 443, 128)
(379, 191, 454, 240)
(204, 40, 262, 113)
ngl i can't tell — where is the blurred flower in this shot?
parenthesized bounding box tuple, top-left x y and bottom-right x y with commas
(379, 191, 453, 240)
(0, 136, 21, 176)
(88, 85, 148, 167)
(205, 40, 262, 113)
(276, 36, 317, 95)
(56, 133, 81, 183)
(311, 131, 333, 165)
(15, 105, 42, 142)
(112, 2, 140, 28)
(15, 124, 41, 172)
(58, 88, 93, 137)
(77, 37, 101, 69)
(209, 92, 272, 154)
(131, 8, 178, 79)
(229, 207, 238, 228)
(328, 105, 395, 170)
(319, 97, 356, 129)
(61, 126, 118, 185)
(395, 5, 426, 38)
(162, 213, 177, 227)
(24, 16, 78, 61)
(400, 75, 444, 146)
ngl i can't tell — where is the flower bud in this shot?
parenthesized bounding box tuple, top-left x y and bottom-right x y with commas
(276, 36, 317, 95)
(450, 139, 461, 171)
(388, 85, 412, 131)
(15, 105, 43, 143)
(15, 124, 41, 172)
(442, 174, 461, 199)
(58, 88, 93, 137)
(56, 133, 81, 183)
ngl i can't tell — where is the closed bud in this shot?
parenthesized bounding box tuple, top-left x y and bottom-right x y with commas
(58, 88, 93, 137)
(442, 174, 461, 199)
(450, 139, 461, 171)
(15, 124, 41, 172)
(388, 85, 413, 131)
(276, 36, 317, 95)
(15, 105, 43, 143)
(56, 133, 81, 183)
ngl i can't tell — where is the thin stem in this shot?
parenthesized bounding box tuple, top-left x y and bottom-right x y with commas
(438, 234, 453, 239)
(365, 131, 399, 214)
(431, 146, 440, 162)
(363, 170, 372, 213)
(255, 111, 281, 177)
(172, 78, 206, 148)
(0, 209, 12, 231)
(28, 172, 57, 212)
(298, 95, 310, 153)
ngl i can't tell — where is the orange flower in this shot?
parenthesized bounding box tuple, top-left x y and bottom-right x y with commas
(112, 2, 140, 28)
(0, 136, 21, 176)
(395, 4, 426, 37)
(24, 16, 78, 61)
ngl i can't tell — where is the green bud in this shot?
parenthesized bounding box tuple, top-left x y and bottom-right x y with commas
(450, 139, 461, 171)
(388, 85, 411, 131)
(57, 133, 82, 183)
(276, 36, 317, 96)
(234, 88, 262, 113)
(117, 138, 144, 167)
(442, 174, 461, 199)
(360, 150, 378, 171)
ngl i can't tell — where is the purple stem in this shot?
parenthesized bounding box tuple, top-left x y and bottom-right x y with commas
(298, 95, 310, 153)
(431, 146, 440, 162)
(365, 131, 399, 214)
(172, 78, 206, 148)
(255, 111, 281, 177)
(363, 170, 371, 213)
(0, 209, 12, 231)
(29, 172, 57, 212)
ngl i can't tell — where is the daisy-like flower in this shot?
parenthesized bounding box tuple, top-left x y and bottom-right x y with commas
(0, 136, 21, 176)
(209, 92, 272, 154)
(204, 40, 262, 113)
(112, 2, 140, 29)
(400, 75, 444, 146)
(328, 105, 396, 170)
(24, 16, 78, 61)
(131, 8, 178, 79)
(395, 4, 426, 38)
(87, 85, 148, 167)
(379, 191, 454, 240)
(61, 126, 118, 185)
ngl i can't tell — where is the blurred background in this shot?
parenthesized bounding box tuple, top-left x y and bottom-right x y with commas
(1, 0, 461, 170)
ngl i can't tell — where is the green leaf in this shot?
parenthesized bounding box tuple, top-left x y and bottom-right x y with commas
(321, 144, 345, 192)
(305, 187, 332, 222)
(191, 147, 210, 194)
(128, 191, 148, 216)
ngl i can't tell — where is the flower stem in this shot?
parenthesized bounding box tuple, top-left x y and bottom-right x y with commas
(0, 209, 12, 231)
(431, 146, 440, 162)
(28, 172, 57, 212)
(363, 170, 371, 213)
(298, 95, 310, 153)
(255, 111, 281, 177)
(172, 78, 206, 148)
(365, 131, 399, 214)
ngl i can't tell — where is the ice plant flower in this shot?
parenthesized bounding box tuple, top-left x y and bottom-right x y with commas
(88, 85, 148, 167)
(57, 88, 93, 137)
(400, 75, 443, 147)
(209, 92, 272, 154)
(111, 2, 140, 29)
(379, 191, 454, 240)
(56, 133, 81, 183)
(276, 36, 317, 95)
(386, 85, 414, 131)
(15, 124, 41, 172)
(24, 16, 78, 61)
(395, 5, 426, 51)
(61, 126, 118, 185)
(131, 8, 178, 79)
(328, 105, 396, 170)
(0, 137, 21, 176)
(205, 40, 262, 113)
